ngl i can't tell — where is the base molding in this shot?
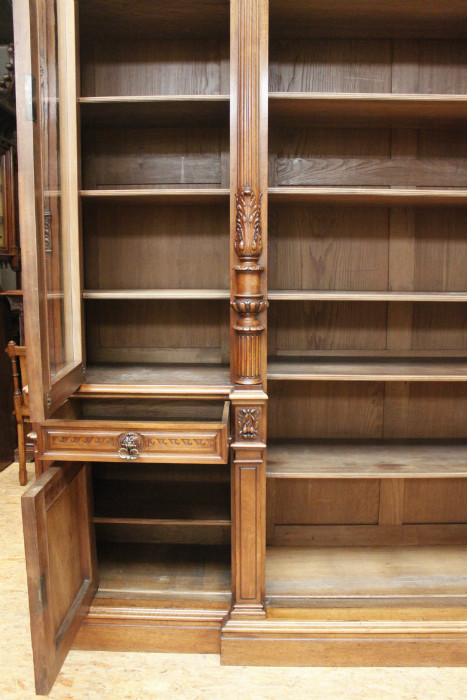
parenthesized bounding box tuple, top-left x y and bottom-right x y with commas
(221, 612, 467, 666)
(228, 603, 267, 620)
(74, 599, 230, 654)
(73, 599, 467, 665)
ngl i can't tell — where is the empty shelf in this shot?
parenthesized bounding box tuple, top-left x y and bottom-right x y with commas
(267, 440, 467, 479)
(266, 545, 467, 604)
(81, 189, 230, 205)
(268, 188, 467, 207)
(268, 290, 467, 302)
(77, 363, 232, 398)
(83, 289, 230, 300)
(97, 542, 231, 602)
(267, 358, 467, 381)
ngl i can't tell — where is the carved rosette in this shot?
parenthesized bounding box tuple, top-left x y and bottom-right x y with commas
(232, 187, 267, 385)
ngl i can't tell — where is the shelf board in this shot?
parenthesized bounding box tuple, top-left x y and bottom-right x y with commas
(267, 358, 467, 381)
(80, 189, 230, 205)
(268, 290, 467, 302)
(269, 93, 467, 127)
(97, 542, 231, 602)
(268, 187, 467, 207)
(80, 95, 230, 128)
(267, 440, 467, 479)
(266, 545, 467, 604)
(94, 517, 231, 527)
(76, 363, 232, 398)
(83, 289, 230, 300)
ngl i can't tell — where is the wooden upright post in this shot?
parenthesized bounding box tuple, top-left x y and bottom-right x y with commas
(228, 0, 268, 620)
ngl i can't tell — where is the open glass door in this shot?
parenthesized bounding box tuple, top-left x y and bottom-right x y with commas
(14, 0, 83, 420)
(22, 463, 97, 695)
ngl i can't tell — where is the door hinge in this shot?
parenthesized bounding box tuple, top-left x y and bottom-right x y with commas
(82, 365, 87, 382)
(46, 393, 51, 410)
(24, 74, 37, 122)
(35, 572, 47, 614)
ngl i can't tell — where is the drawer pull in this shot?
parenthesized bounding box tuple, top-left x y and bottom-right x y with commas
(117, 432, 143, 460)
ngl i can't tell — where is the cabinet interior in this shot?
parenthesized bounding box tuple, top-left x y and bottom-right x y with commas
(265, 0, 467, 605)
(77, 0, 466, 605)
(33, 0, 467, 639)
(92, 463, 231, 602)
(78, 0, 231, 384)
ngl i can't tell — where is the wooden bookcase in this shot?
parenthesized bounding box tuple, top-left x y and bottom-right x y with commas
(14, 0, 467, 693)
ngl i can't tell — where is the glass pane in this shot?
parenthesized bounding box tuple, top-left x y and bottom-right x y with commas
(40, 0, 76, 378)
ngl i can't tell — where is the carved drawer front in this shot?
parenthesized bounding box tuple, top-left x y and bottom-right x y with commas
(38, 401, 230, 464)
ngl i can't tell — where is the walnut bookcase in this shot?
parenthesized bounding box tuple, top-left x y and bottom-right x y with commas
(13, 0, 467, 693)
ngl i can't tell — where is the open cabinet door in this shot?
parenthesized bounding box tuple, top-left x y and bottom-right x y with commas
(13, 0, 84, 422)
(22, 463, 98, 695)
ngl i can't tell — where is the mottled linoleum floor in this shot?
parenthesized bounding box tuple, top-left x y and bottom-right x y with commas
(1, 462, 467, 699)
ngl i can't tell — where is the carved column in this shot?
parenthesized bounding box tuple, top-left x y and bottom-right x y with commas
(228, 0, 268, 621)
(232, 188, 266, 385)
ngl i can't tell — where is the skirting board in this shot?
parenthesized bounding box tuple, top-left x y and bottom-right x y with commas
(221, 610, 467, 666)
(74, 601, 230, 654)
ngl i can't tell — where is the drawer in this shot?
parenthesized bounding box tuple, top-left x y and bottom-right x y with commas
(37, 399, 230, 464)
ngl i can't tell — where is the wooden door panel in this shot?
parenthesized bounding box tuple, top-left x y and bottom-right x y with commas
(22, 463, 97, 695)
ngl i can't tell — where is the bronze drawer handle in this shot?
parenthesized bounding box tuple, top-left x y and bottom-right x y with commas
(117, 432, 143, 460)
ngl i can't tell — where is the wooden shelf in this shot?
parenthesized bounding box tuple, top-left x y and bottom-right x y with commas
(268, 188, 467, 207)
(81, 189, 230, 205)
(266, 545, 467, 604)
(83, 290, 230, 300)
(97, 542, 231, 602)
(80, 96, 230, 128)
(267, 440, 467, 479)
(268, 290, 467, 302)
(269, 93, 467, 127)
(268, 358, 467, 381)
(76, 363, 231, 398)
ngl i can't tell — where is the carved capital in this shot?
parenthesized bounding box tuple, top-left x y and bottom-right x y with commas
(235, 187, 262, 258)
(231, 298, 268, 316)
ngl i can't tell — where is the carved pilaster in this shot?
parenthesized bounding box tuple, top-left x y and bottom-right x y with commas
(227, 0, 268, 623)
(232, 0, 267, 388)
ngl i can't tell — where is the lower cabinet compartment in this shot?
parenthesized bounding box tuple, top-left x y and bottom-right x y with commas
(92, 461, 232, 602)
(74, 460, 232, 654)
